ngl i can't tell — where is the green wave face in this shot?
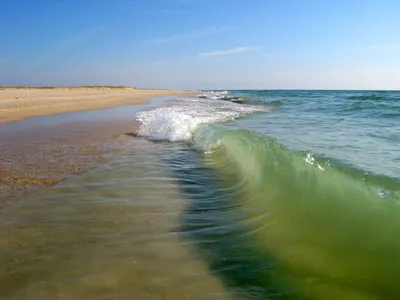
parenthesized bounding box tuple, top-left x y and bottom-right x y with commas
(203, 129, 400, 300)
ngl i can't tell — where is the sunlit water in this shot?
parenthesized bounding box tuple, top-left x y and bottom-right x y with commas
(1, 90, 400, 299)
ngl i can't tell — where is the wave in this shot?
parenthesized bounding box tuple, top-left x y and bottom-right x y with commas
(135, 93, 400, 298)
(135, 96, 272, 141)
(199, 129, 400, 299)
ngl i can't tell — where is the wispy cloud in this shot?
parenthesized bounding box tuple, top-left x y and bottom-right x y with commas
(132, 46, 259, 69)
(144, 26, 228, 44)
(23, 25, 105, 72)
(197, 47, 252, 57)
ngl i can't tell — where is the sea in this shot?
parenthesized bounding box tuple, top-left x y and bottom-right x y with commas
(1, 90, 399, 300)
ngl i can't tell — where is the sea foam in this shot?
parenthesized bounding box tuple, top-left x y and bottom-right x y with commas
(136, 95, 271, 142)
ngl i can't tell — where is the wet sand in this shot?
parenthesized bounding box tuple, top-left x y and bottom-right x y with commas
(0, 87, 192, 123)
(0, 92, 184, 212)
(0, 120, 136, 212)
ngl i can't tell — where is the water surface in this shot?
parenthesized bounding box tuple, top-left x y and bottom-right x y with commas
(2, 90, 400, 299)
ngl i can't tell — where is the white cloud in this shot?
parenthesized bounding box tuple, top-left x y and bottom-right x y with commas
(197, 47, 252, 57)
(144, 27, 228, 44)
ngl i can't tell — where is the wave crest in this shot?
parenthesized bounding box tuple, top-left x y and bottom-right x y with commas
(203, 129, 400, 299)
(136, 96, 272, 141)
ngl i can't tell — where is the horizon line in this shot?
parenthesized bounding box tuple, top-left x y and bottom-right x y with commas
(1, 85, 399, 92)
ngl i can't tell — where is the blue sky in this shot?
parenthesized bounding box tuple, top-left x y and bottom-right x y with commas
(1, 0, 400, 89)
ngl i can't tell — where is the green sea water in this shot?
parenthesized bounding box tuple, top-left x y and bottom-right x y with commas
(1, 90, 399, 299)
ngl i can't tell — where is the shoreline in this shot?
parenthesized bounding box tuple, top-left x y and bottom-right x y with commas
(0, 87, 193, 123)
(1, 91, 233, 299)
(0, 91, 192, 213)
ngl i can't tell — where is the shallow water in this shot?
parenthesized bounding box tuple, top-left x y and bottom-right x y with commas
(1, 90, 400, 299)
(0, 139, 232, 300)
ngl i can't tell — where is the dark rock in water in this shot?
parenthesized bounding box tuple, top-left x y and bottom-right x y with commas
(218, 96, 232, 101)
(217, 96, 247, 103)
(231, 97, 246, 104)
(196, 94, 247, 103)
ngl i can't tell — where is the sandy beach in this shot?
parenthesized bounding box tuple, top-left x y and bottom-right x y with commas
(0, 87, 192, 212)
(0, 86, 192, 123)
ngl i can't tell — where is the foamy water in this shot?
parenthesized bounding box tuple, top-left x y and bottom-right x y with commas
(136, 96, 272, 141)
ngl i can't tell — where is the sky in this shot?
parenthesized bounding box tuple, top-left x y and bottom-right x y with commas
(1, 0, 400, 90)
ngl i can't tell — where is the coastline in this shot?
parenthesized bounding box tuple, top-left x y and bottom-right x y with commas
(0, 89, 193, 212)
(0, 86, 193, 123)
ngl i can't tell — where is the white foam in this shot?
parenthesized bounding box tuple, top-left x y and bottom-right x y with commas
(136, 96, 272, 142)
(196, 90, 229, 100)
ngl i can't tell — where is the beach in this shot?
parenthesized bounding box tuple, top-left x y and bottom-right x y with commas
(0, 88, 233, 300)
(3, 0, 399, 298)
(0, 86, 192, 123)
(1, 89, 399, 299)
(0, 87, 192, 212)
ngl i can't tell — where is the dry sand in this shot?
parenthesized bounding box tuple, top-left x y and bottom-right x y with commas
(0, 86, 193, 123)
(0, 87, 193, 212)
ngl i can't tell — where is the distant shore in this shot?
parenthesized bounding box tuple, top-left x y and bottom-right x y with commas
(0, 86, 193, 123)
